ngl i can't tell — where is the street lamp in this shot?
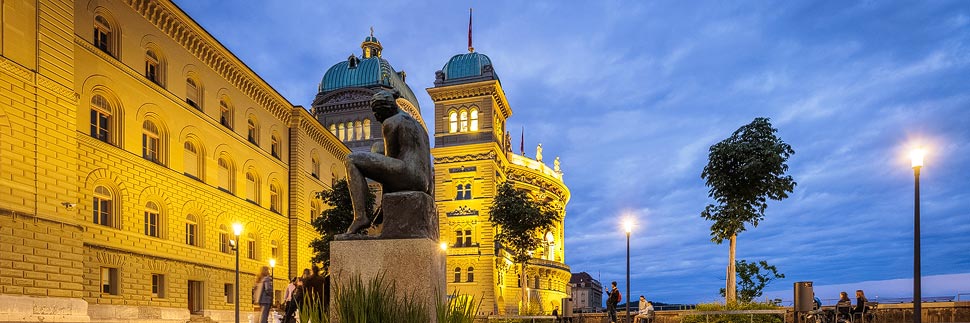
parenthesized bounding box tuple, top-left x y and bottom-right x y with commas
(911, 148, 924, 323)
(623, 219, 633, 323)
(269, 259, 276, 278)
(231, 223, 243, 323)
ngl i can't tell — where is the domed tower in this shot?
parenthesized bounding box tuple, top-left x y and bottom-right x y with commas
(311, 30, 425, 152)
(429, 45, 570, 314)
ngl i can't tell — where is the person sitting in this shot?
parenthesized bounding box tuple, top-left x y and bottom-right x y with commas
(852, 290, 869, 322)
(836, 291, 852, 322)
(634, 296, 654, 323)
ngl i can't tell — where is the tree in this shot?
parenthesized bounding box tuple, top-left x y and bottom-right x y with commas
(701, 117, 795, 303)
(489, 182, 561, 310)
(719, 260, 785, 303)
(309, 179, 375, 266)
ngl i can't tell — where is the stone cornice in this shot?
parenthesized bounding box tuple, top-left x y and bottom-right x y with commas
(124, 0, 291, 122)
(433, 151, 497, 164)
(0, 57, 78, 102)
(506, 166, 570, 204)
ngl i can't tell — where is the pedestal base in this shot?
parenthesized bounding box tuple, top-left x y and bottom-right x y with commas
(331, 238, 445, 322)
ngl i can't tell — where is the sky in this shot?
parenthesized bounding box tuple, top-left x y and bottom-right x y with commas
(173, 0, 970, 304)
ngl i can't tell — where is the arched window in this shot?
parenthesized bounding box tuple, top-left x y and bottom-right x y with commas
(145, 50, 160, 84)
(470, 108, 479, 131)
(329, 124, 337, 136)
(247, 117, 258, 145)
(354, 121, 362, 141)
(93, 186, 112, 227)
(534, 276, 540, 289)
(94, 15, 112, 55)
(185, 214, 198, 246)
(464, 184, 472, 200)
(246, 172, 259, 202)
(345, 122, 353, 141)
(246, 233, 257, 260)
(269, 184, 281, 213)
(449, 111, 458, 133)
(467, 267, 475, 282)
(271, 134, 281, 159)
(142, 120, 161, 163)
(90, 95, 112, 143)
(459, 111, 469, 132)
(363, 119, 371, 139)
(219, 225, 230, 254)
(454, 267, 461, 283)
(219, 100, 232, 128)
(144, 202, 160, 237)
(183, 141, 199, 179)
(218, 157, 233, 192)
(311, 157, 320, 179)
(455, 184, 465, 200)
(337, 123, 345, 141)
(186, 78, 201, 110)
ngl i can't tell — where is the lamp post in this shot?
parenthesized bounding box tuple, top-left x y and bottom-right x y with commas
(269, 259, 276, 278)
(232, 223, 243, 323)
(624, 219, 633, 323)
(911, 148, 924, 323)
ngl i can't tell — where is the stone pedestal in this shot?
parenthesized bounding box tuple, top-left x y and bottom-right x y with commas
(379, 191, 438, 240)
(331, 238, 446, 322)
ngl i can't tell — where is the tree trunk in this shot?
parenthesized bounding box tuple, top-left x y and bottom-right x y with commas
(726, 234, 737, 304)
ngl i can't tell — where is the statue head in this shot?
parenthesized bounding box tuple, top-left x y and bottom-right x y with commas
(371, 89, 401, 122)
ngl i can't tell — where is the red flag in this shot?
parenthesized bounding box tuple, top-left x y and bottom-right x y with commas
(520, 127, 524, 155)
(468, 8, 474, 52)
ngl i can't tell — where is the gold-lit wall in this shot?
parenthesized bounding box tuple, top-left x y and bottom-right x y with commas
(429, 80, 571, 315)
(0, 0, 346, 322)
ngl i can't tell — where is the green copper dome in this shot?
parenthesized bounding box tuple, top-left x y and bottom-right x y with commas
(443, 52, 498, 81)
(318, 56, 420, 110)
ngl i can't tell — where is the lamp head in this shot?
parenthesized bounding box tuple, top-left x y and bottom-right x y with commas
(911, 147, 925, 168)
(269, 259, 276, 268)
(439, 242, 448, 251)
(232, 223, 243, 236)
(623, 219, 634, 234)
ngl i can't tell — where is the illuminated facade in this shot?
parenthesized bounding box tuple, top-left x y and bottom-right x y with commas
(429, 51, 571, 315)
(0, 1, 346, 322)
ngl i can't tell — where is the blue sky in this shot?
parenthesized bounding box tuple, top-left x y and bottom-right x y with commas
(173, 1, 970, 304)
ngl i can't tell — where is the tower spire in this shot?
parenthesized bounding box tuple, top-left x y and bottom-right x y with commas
(468, 8, 474, 53)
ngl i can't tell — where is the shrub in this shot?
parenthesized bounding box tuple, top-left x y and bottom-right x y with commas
(682, 302, 783, 323)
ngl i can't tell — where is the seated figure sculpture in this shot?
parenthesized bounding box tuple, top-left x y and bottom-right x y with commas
(343, 90, 433, 238)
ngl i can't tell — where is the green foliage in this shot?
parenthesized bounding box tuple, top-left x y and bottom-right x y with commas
(701, 117, 796, 243)
(330, 274, 429, 323)
(489, 182, 562, 264)
(309, 179, 375, 265)
(683, 302, 784, 323)
(719, 260, 786, 303)
(435, 290, 482, 323)
(299, 292, 329, 323)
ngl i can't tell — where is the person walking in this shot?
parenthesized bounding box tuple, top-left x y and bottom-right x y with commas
(252, 266, 273, 323)
(605, 281, 620, 323)
(282, 277, 299, 323)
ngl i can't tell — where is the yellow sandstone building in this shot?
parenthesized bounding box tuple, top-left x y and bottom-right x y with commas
(1, 0, 346, 321)
(429, 51, 571, 315)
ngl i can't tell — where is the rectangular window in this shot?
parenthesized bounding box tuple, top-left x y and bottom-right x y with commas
(464, 230, 472, 247)
(455, 230, 462, 247)
(93, 197, 110, 226)
(94, 29, 109, 53)
(145, 61, 158, 84)
(90, 109, 110, 142)
(143, 133, 160, 162)
(224, 283, 234, 303)
(186, 223, 197, 246)
(220, 232, 230, 253)
(247, 240, 256, 260)
(144, 211, 159, 237)
(151, 274, 165, 297)
(100, 267, 119, 295)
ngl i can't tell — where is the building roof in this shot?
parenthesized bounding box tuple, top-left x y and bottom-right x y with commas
(570, 272, 600, 285)
(317, 34, 421, 114)
(436, 52, 500, 86)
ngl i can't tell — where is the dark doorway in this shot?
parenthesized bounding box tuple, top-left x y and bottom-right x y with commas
(188, 280, 204, 314)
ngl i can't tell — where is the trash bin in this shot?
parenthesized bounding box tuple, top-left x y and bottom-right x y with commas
(794, 281, 814, 312)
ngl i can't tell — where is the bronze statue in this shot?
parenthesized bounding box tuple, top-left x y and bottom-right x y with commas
(344, 90, 433, 235)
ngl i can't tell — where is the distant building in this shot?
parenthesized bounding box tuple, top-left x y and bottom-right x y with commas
(570, 272, 604, 313)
